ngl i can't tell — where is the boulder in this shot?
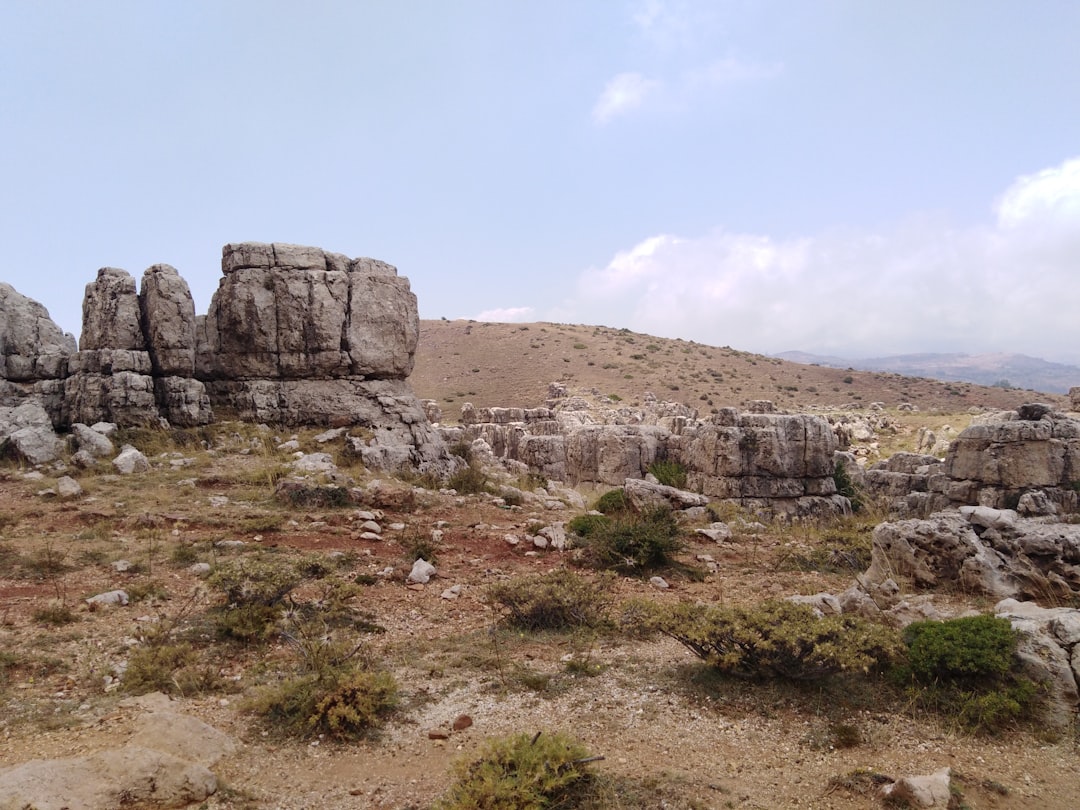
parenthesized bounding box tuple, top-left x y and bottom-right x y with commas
(79, 267, 146, 351)
(0, 282, 76, 381)
(139, 263, 197, 376)
(197, 242, 418, 380)
(113, 445, 150, 475)
(623, 477, 709, 512)
(0, 401, 64, 464)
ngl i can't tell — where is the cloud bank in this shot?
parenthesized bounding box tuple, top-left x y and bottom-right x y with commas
(567, 157, 1080, 362)
(469, 306, 536, 323)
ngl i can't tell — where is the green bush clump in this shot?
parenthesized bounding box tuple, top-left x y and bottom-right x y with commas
(435, 731, 595, 810)
(832, 460, 864, 512)
(566, 513, 609, 538)
(895, 614, 1038, 734)
(246, 667, 399, 740)
(208, 554, 305, 641)
(577, 508, 684, 573)
(648, 459, 688, 489)
(645, 599, 903, 681)
(448, 462, 490, 495)
(488, 570, 613, 631)
(593, 488, 628, 515)
(904, 614, 1015, 681)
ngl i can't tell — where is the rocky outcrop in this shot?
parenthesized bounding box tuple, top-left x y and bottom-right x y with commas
(0, 282, 76, 383)
(0, 694, 235, 810)
(196, 242, 417, 381)
(63, 266, 212, 427)
(193, 243, 451, 473)
(0, 284, 76, 461)
(447, 394, 846, 516)
(943, 404, 1080, 513)
(864, 507, 1080, 603)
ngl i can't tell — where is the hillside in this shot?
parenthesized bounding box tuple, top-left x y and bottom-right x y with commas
(412, 320, 1064, 419)
(776, 350, 1080, 395)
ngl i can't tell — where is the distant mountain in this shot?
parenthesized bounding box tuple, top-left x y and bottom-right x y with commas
(774, 351, 1080, 395)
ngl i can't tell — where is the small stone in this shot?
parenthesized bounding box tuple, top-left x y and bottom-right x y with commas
(56, 476, 83, 498)
(649, 576, 670, 590)
(451, 714, 473, 732)
(87, 589, 129, 607)
(428, 730, 450, 740)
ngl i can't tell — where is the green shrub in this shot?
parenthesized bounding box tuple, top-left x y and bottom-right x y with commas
(434, 731, 595, 810)
(593, 488, 628, 515)
(832, 460, 864, 512)
(566, 513, 609, 538)
(32, 602, 78, 626)
(208, 554, 304, 641)
(448, 462, 489, 495)
(895, 614, 1038, 734)
(577, 508, 684, 572)
(645, 599, 903, 681)
(903, 615, 1015, 682)
(123, 641, 220, 696)
(488, 570, 613, 631)
(648, 460, 688, 490)
(246, 667, 399, 740)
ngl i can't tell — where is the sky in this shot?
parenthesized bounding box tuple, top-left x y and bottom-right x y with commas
(2, 1, 1079, 363)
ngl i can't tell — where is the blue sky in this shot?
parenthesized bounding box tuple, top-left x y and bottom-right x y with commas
(2, 1, 1079, 362)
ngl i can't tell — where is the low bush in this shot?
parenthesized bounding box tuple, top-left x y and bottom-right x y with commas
(208, 554, 305, 641)
(434, 731, 596, 810)
(593, 488, 628, 515)
(246, 667, 399, 740)
(643, 599, 903, 681)
(448, 462, 490, 495)
(123, 640, 221, 696)
(894, 614, 1038, 734)
(488, 570, 613, 631)
(832, 460, 864, 512)
(577, 508, 684, 573)
(32, 602, 78, 626)
(566, 513, 609, 538)
(648, 459, 688, 490)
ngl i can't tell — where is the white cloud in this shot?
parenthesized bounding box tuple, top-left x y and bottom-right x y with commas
(567, 158, 1080, 362)
(469, 306, 535, 323)
(995, 157, 1080, 229)
(592, 72, 661, 124)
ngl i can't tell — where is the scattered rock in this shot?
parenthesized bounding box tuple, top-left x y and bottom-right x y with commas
(112, 445, 150, 475)
(86, 590, 130, 607)
(407, 558, 437, 584)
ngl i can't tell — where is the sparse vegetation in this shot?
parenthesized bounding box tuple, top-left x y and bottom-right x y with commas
(434, 731, 596, 810)
(642, 599, 903, 681)
(576, 508, 684, 573)
(647, 459, 688, 489)
(488, 570, 613, 631)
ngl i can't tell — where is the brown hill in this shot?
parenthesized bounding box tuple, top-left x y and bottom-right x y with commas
(412, 320, 1063, 419)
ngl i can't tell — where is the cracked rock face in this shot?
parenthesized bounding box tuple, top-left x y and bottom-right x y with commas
(196, 242, 418, 381)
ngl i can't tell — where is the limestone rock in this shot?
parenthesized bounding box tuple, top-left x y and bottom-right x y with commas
(0, 282, 76, 381)
(113, 445, 150, 475)
(71, 422, 115, 457)
(0, 745, 217, 810)
(1, 401, 64, 464)
(407, 558, 437, 584)
(881, 767, 951, 808)
(80, 267, 146, 351)
(198, 242, 417, 380)
(623, 477, 709, 512)
(139, 264, 198, 376)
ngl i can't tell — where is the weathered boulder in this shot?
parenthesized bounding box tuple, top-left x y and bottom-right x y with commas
(866, 510, 1080, 602)
(80, 267, 146, 351)
(139, 263, 197, 376)
(623, 477, 709, 512)
(0, 400, 65, 463)
(944, 406, 1080, 512)
(0, 282, 76, 382)
(995, 598, 1080, 734)
(197, 242, 418, 381)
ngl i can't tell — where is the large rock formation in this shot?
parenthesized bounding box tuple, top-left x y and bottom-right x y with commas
(193, 243, 449, 473)
(447, 393, 846, 517)
(63, 266, 212, 427)
(0, 283, 76, 461)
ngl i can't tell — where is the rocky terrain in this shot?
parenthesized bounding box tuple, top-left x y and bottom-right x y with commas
(2, 244, 1080, 809)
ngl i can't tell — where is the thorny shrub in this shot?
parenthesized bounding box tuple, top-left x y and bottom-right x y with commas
(488, 570, 614, 631)
(576, 508, 685, 573)
(434, 731, 596, 810)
